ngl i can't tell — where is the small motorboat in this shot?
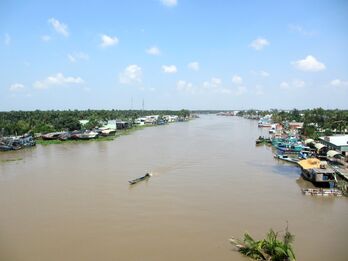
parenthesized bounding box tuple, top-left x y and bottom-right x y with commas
(274, 154, 299, 164)
(128, 173, 152, 185)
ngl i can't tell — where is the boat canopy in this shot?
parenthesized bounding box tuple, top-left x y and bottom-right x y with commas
(327, 150, 341, 158)
(304, 139, 314, 145)
(314, 143, 326, 151)
(298, 158, 321, 169)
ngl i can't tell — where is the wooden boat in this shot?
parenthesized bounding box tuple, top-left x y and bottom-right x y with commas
(41, 132, 65, 140)
(100, 129, 116, 136)
(301, 188, 342, 196)
(0, 144, 13, 151)
(129, 173, 151, 185)
(273, 154, 299, 164)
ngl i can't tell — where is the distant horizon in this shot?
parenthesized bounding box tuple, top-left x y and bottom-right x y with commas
(1, 106, 347, 113)
(1, 0, 348, 110)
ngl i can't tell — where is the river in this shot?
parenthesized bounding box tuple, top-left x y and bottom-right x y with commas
(0, 115, 347, 261)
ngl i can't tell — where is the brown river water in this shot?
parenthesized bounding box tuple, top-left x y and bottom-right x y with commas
(0, 115, 347, 261)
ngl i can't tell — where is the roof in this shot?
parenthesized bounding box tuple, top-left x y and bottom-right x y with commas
(304, 139, 314, 145)
(314, 143, 326, 150)
(79, 120, 89, 125)
(319, 135, 348, 147)
(327, 150, 341, 158)
(289, 122, 304, 128)
(298, 158, 321, 169)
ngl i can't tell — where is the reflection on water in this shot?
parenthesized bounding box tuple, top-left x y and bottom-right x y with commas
(0, 115, 347, 261)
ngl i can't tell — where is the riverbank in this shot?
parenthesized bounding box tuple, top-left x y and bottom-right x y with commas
(36, 125, 153, 145)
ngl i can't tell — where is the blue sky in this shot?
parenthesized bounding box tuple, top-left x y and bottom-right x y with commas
(1, 0, 347, 110)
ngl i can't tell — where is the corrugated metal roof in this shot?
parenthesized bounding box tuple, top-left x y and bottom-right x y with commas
(304, 139, 314, 145)
(327, 150, 340, 158)
(319, 135, 348, 146)
(314, 143, 326, 150)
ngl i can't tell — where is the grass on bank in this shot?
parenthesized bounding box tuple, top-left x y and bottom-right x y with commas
(0, 158, 23, 163)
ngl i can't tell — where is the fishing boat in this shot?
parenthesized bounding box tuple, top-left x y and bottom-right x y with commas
(301, 188, 342, 196)
(76, 131, 99, 140)
(0, 144, 13, 151)
(273, 154, 299, 164)
(41, 132, 65, 140)
(128, 173, 152, 185)
(100, 129, 116, 136)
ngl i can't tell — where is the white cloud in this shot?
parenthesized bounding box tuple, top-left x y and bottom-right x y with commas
(211, 77, 222, 86)
(119, 64, 142, 84)
(220, 88, 232, 94)
(293, 79, 305, 88)
(280, 82, 289, 89)
(253, 85, 264, 96)
(188, 62, 199, 71)
(249, 37, 269, 50)
(9, 83, 25, 92)
(162, 65, 177, 73)
(232, 75, 243, 85)
(259, 71, 270, 77)
(203, 77, 222, 89)
(67, 52, 89, 63)
(41, 35, 51, 42)
(235, 86, 247, 96)
(331, 79, 348, 87)
(160, 0, 177, 7)
(100, 34, 119, 47)
(177, 78, 235, 95)
(33, 73, 84, 89)
(4, 33, 11, 45)
(251, 70, 270, 77)
(146, 46, 161, 56)
(289, 24, 316, 37)
(177, 80, 194, 94)
(292, 55, 325, 72)
(280, 79, 305, 90)
(48, 18, 69, 37)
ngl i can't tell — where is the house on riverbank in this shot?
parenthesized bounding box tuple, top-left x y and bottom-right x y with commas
(319, 135, 348, 160)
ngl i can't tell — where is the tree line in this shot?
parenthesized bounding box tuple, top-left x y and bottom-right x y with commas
(0, 109, 191, 136)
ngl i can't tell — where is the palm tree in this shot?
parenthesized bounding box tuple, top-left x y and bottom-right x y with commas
(230, 233, 267, 260)
(230, 226, 296, 261)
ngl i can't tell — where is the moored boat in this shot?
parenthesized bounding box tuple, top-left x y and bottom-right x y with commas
(301, 188, 342, 196)
(298, 158, 336, 187)
(273, 154, 299, 164)
(42, 132, 65, 140)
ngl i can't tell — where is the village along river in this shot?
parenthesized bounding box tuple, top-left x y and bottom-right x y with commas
(0, 115, 347, 261)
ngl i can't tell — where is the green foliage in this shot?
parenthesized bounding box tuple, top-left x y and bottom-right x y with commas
(84, 118, 100, 130)
(303, 124, 318, 139)
(178, 109, 190, 118)
(230, 226, 296, 261)
(324, 129, 333, 136)
(0, 109, 191, 135)
(32, 123, 55, 134)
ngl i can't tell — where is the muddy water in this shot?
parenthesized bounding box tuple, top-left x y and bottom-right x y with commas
(0, 115, 347, 261)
